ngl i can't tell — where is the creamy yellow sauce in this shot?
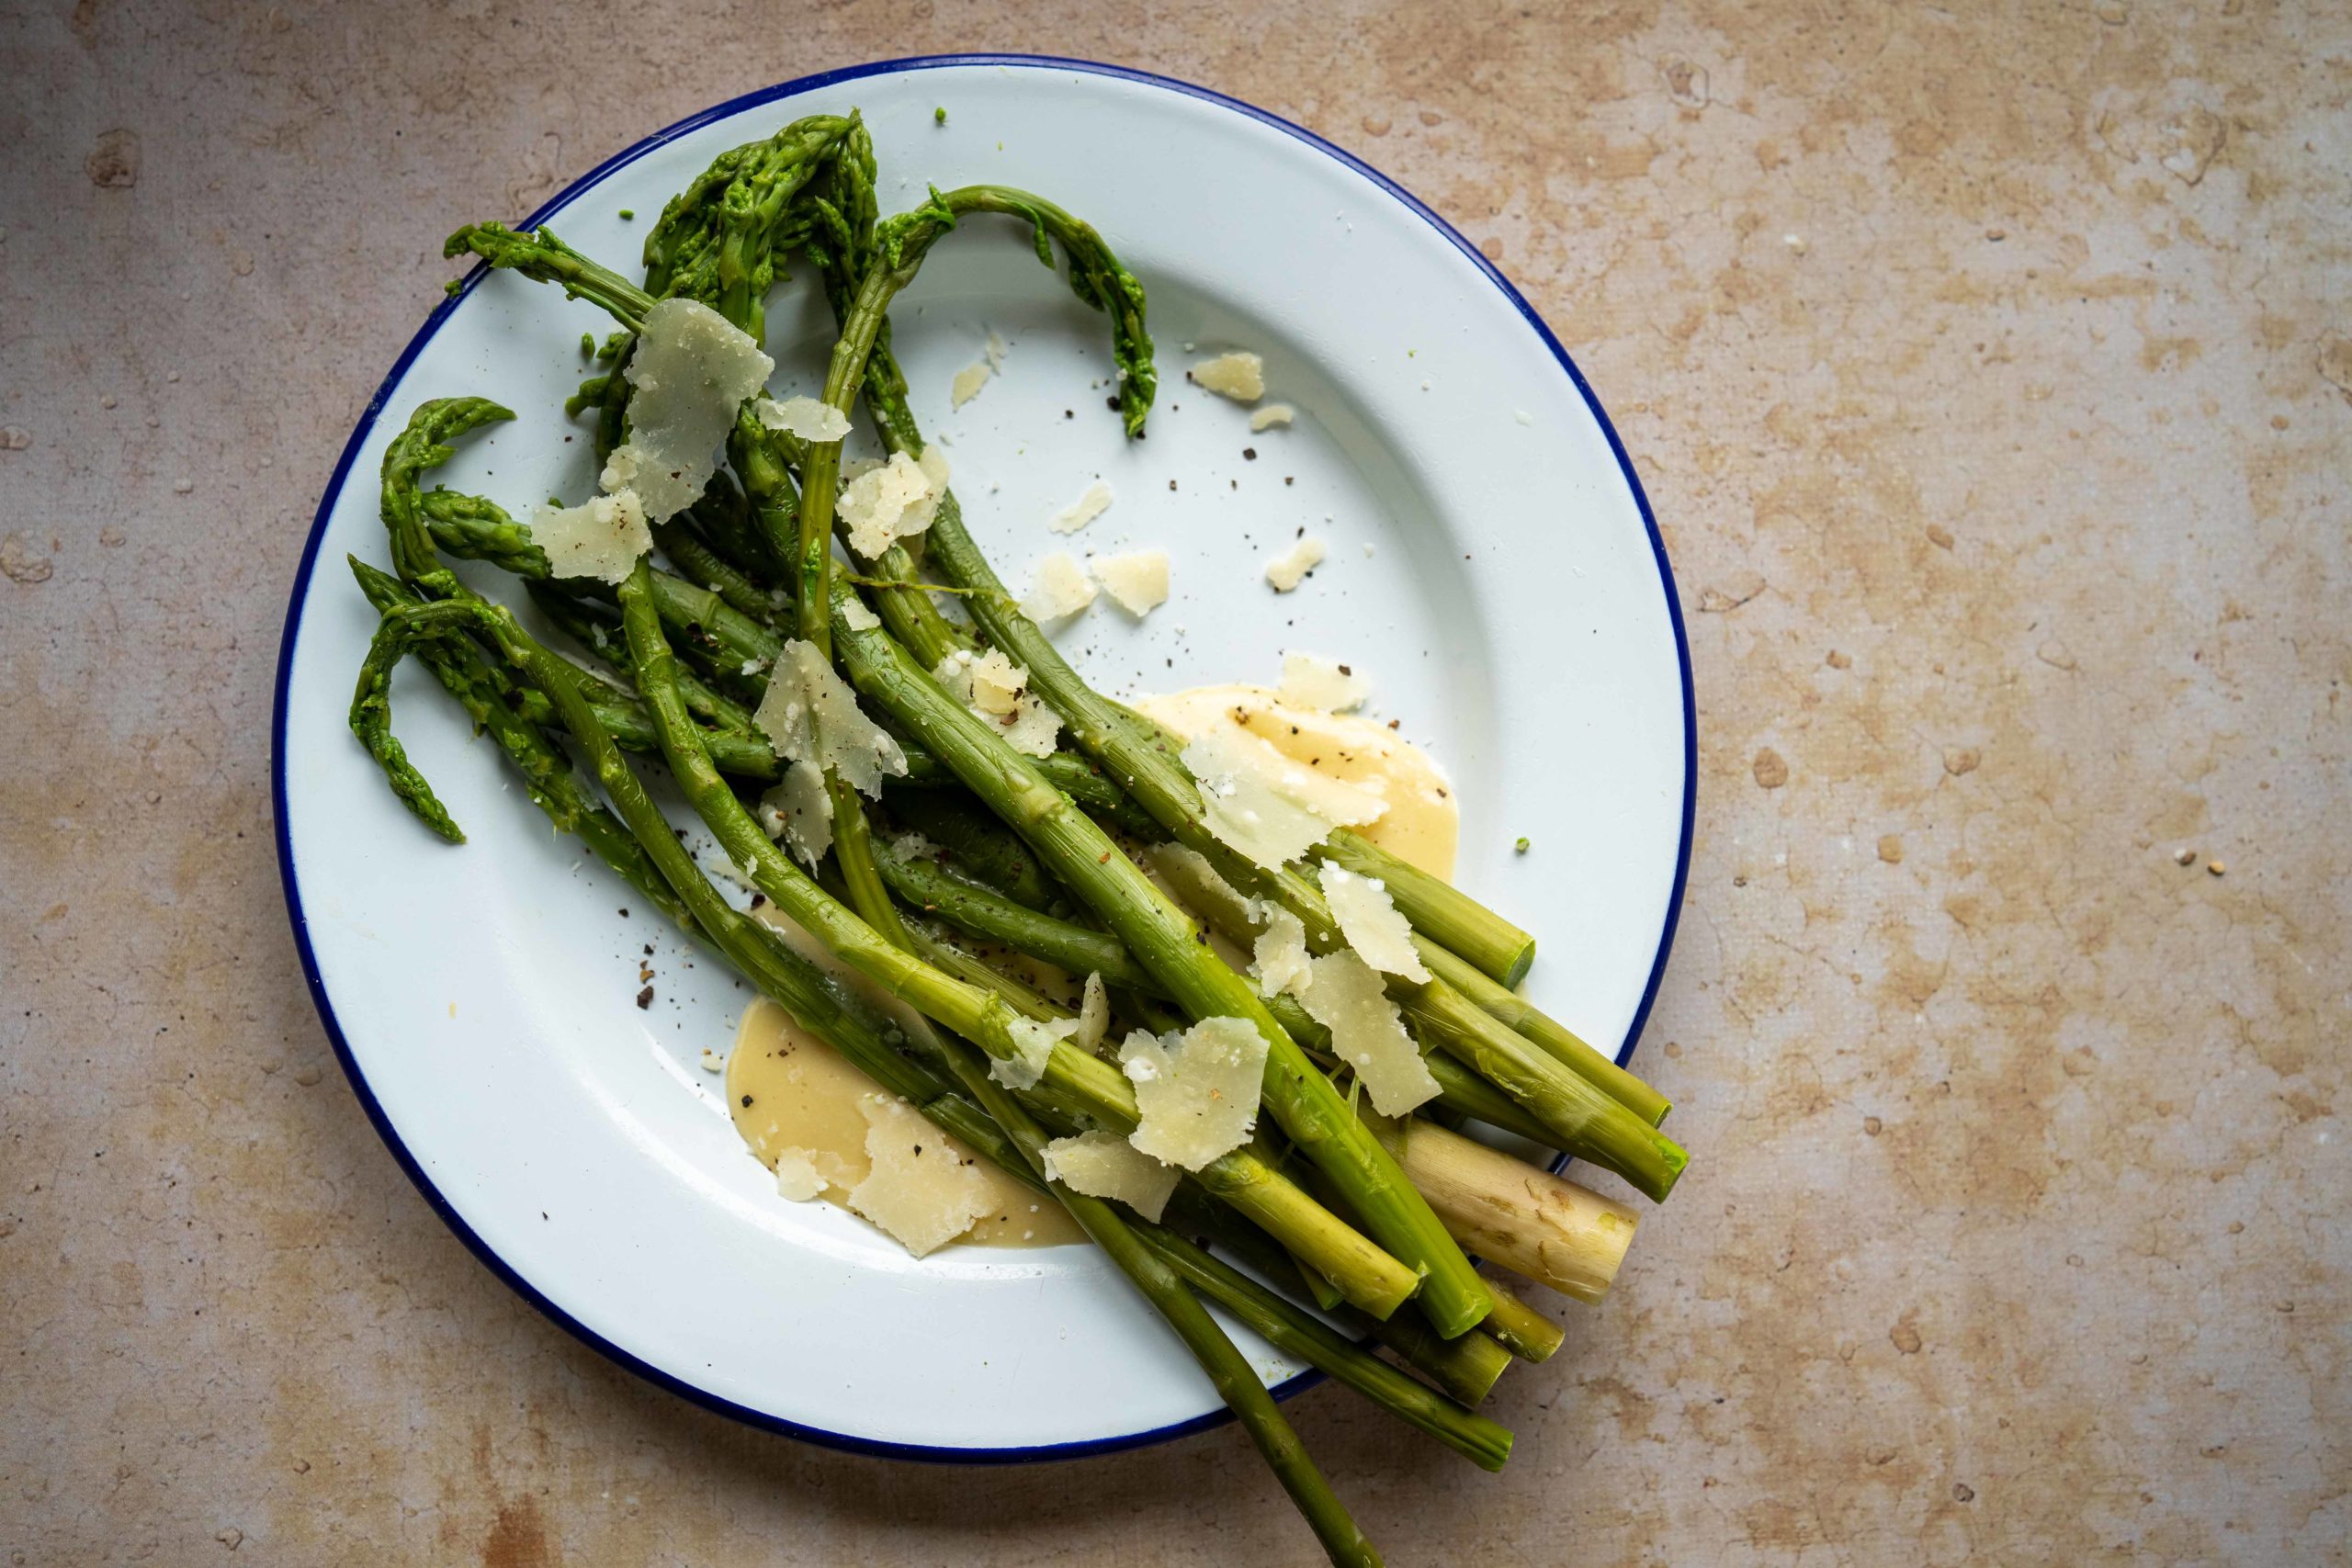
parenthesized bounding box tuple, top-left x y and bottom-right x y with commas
(720, 684, 1460, 1253)
(725, 997, 1087, 1248)
(1130, 685, 1458, 879)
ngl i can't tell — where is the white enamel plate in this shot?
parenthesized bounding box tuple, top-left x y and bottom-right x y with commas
(274, 56, 1693, 1459)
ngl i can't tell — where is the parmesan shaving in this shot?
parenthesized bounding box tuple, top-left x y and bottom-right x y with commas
(752, 639, 909, 796)
(608, 297, 775, 522)
(754, 394, 852, 444)
(1180, 725, 1385, 872)
(1094, 550, 1170, 617)
(1264, 536, 1328, 592)
(760, 759, 834, 871)
(1277, 651, 1369, 713)
(845, 1094, 994, 1257)
(773, 1146, 831, 1202)
(1190, 351, 1265, 402)
(1250, 907, 1315, 999)
(1249, 403, 1296, 432)
(837, 595, 882, 632)
(1022, 551, 1097, 621)
(989, 1016, 1060, 1090)
(1118, 1017, 1267, 1170)
(950, 360, 994, 408)
(1300, 950, 1440, 1116)
(985, 330, 1008, 368)
(935, 649, 1062, 759)
(1044, 1132, 1179, 1222)
(529, 490, 650, 584)
(1049, 478, 1114, 534)
(839, 449, 944, 560)
(1045, 972, 1110, 1053)
(1321, 865, 1430, 981)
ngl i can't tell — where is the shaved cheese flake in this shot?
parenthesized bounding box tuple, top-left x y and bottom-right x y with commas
(1045, 972, 1111, 1053)
(609, 297, 775, 521)
(1181, 725, 1385, 872)
(1190, 351, 1265, 402)
(1250, 907, 1315, 999)
(1022, 551, 1097, 621)
(1264, 536, 1328, 592)
(752, 639, 908, 796)
(773, 1146, 831, 1201)
(950, 360, 994, 408)
(1044, 1131, 1178, 1222)
(837, 595, 882, 632)
(1322, 865, 1430, 981)
(984, 330, 1009, 368)
(917, 445, 950, 492)
(1301, 950, 1440, 1115)
(1278, 651, 1370, 713)
(935, 649, 1062, 759)
(989, 1016, 1060, 1090)
(1249, 403, 1296, 432)
(840, 450, 943, 560)
(1119, 1017, 1267, 1169)
(846, 1094, 993, 1256)
(1049, 478, 1114, 534)
(1094, 550, 1170, 616)
(530, 489, 650, 583)
(759, 759, 834, 871)
(755, 394, 852, 443)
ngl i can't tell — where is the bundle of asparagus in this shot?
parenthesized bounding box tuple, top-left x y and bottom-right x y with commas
(347, 110, 1687, 1565)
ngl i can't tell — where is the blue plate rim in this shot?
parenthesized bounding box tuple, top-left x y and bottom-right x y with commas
(269, 51, 1697, 1465)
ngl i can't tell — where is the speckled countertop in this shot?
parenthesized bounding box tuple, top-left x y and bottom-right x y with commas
(4, 4, 2345, 1563)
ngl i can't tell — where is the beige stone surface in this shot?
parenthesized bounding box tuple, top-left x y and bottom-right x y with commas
(4, 1, 2346, 1562)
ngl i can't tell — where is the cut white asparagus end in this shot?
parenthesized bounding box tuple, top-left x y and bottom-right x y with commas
(1394, 1119, 1639, 1303)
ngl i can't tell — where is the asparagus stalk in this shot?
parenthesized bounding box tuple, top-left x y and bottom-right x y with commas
(1385, 1119, 1639, 1305)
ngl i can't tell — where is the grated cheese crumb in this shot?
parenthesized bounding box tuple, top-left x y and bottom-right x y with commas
(530, 490, 650, 583)
(1249, 403, 1296, 432)
(606, 298, 775, 522)
(1119, 1017, 1267, 1169)
(935, 649, 1062, 759)
(755, 395, 852, 443)
(1321, 865, 1430, 981)
(845, 1095, 994, 1256)
(1264, 536, 1328, 592)
(950, 360, 994, 408)
(1094, 550, 1170, 617)
(1021, 551, 1097, 621)
(1181, 725, 1386, 872)
(1250, 906, 1315, 999)
(1278, 651, 1370, 712)
(1299, 950, 1440, 1115)
(1049, 478, 1114, 534)
(1191, 352, 1265, 402)
(752, 639, 909, 796)
(1044, 1131, 1178, 1222)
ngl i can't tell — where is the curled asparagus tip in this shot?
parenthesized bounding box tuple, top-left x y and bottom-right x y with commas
(346, 576, 474, 843)
(444, 221, 653, 329)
